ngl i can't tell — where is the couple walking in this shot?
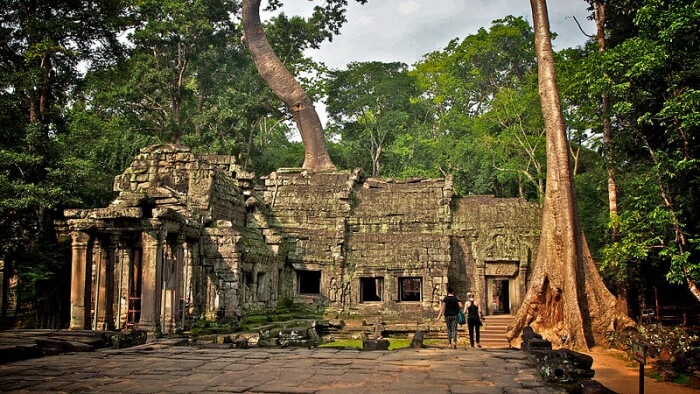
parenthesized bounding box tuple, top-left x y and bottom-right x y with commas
(435, 285, 483, 348)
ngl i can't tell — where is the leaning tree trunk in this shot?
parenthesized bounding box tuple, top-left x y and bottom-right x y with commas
(242, 0, 335, 171)
(506, 0, 634, 351)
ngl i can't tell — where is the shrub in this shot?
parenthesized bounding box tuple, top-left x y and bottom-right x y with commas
(607, 324, 700, 378)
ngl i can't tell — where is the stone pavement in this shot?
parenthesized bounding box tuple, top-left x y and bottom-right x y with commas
(0, 343, 568, 393)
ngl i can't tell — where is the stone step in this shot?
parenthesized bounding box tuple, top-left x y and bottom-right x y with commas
(477, 314, 514, 348)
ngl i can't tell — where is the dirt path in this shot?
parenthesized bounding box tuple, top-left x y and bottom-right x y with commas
(588, 347, 697, 394)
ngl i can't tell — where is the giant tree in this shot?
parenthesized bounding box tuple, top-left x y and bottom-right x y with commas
(241, 0, 368, 171)
(505, 0, 633, 350)
(242, 0, 331, 170)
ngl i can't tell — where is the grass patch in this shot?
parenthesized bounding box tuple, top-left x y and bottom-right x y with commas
(674, 374, 691, 385)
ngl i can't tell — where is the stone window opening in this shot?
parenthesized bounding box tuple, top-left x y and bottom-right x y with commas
(399, 277, 422, 302)
(257, 272, 267, 301)
(360, 277, 383, 302)
(243, 271, 253, 303)
(297, 270, 321, 294)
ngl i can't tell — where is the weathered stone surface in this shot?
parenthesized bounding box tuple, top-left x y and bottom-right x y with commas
(234, 337, 249, 349)
(64, 144, 541, 335)
(110, 330, 148, 349)
(411, 331, 425, 348)
(362, 339, 390, 350)
(532, 349, 596, 383)
(521, 327, 553, 353)
(523, 338, 553, 352)
(35, 338, 94, 352)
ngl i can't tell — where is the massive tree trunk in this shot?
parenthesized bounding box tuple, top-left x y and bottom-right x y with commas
(506, 0, 634, 351)
(241, 0, 335, 171)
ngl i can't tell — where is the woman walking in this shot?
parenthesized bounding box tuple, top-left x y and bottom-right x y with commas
(436, 285, 463, 349)
(464, 292, 483, 347)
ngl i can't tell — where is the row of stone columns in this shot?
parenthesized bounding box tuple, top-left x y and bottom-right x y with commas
(68, 225, 194, 337)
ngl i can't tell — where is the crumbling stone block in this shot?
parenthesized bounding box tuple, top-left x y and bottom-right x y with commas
(110, 330, 147, 349)
(234, 337, 249, 349)
(531, 349, 595, 384)
(521, 326, 552, 352)
(363, 339, 390, 350)
(411, 331, 425, 349)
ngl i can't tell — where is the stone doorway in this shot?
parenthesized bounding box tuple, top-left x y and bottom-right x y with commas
(488, 278, 511, 315)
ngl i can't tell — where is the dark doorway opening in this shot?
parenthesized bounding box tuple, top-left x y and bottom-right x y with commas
(492, 279, 510, 314)
(127, 247, 143, 328)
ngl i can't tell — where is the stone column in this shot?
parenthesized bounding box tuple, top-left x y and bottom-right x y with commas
(171, 235, 185, 332)
(95, 236, 117, 330)
(515, 247, 531, 315)
(476, 260, 486, 314)
(180, 239, 192, 329)
(138, 227, 165, 337)
(162, 236, 183, 335)
(115, 238, 131, 330)
(69, 231, 92, 330)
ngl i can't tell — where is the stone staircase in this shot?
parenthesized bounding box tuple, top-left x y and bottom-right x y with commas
(477, 314, 513, 349)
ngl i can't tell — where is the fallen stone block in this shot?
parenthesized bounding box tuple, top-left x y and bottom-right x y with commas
(532, 349, 595, 384)
(234, 338, 249, 349)
(110, 330, 147, 349)
(410, 331, 424, 349)
(362, 339, 390, 351)
(201, 343, 233, 349)
(522, 337, 552, 353)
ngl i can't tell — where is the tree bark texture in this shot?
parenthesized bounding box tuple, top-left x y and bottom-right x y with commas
(506, 0, 634, 351)
(242, 0, 335, 171)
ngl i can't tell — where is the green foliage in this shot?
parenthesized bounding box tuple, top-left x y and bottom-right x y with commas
(0, 0, 131, 325)
(608, 324, 700, 376)
(409, 16, 543, 198)
(326, 61, 424, 177)
(591, 0, 700, 294)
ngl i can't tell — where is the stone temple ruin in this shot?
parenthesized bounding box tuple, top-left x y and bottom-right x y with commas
(65, 144, 541, 337)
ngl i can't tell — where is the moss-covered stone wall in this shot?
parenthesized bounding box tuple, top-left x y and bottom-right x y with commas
(262, 168, 540, 317)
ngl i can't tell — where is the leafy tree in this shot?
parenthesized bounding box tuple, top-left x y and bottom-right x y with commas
(591, 0, 700, 302)
(476, 81, 546, 200)
(120, 0, 242, 144)
(413, 16, 536, 120)
(326, 61, 422, 177)
(0, 0, 129, 325)
(411, 16, 543, 198)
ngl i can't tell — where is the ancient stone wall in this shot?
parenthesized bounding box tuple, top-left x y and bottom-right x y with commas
(65, 145, 279, 335)
(112, 145, 247, 225)
(451, 197, 541, 315)
(260, 168, 540, 317)
(345, 176, 453, 314)
(65, 144, 541, 336)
